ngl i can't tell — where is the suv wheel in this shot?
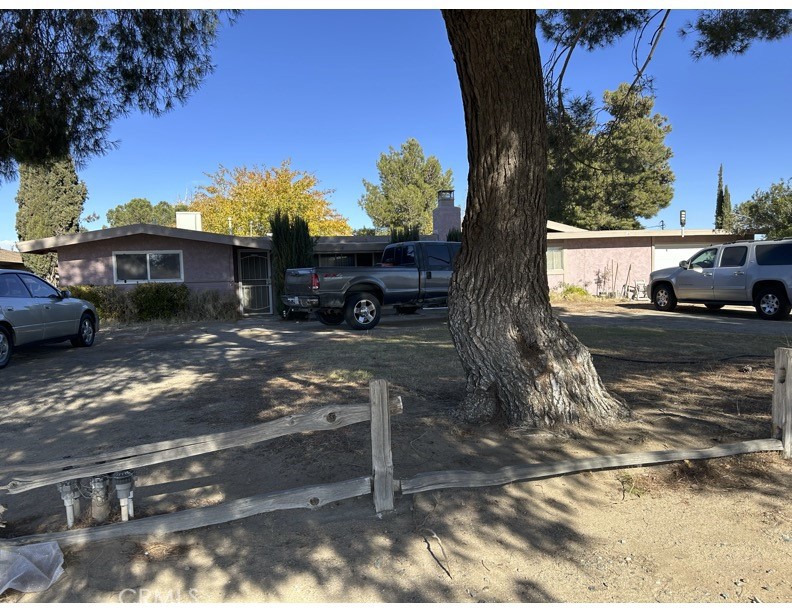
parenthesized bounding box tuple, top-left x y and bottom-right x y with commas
(754, 287, 791, 320)
(653, 283, 678, 312)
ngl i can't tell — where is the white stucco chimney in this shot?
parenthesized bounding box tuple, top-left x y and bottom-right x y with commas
(176, 211, 202, 231)
(432, 190, 461, 240)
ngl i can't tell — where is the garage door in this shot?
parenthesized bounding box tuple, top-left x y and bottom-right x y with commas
(652, 245, 709, 271)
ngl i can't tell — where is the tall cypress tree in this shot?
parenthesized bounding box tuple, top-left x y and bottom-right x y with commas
(15, 157, 87, 281)
(722, 185, 734, 232)
(269, 211, 314, 318)
(714, 164, 726, 229)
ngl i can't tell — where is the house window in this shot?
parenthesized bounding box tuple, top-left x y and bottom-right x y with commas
(547, 247, 564, 273)
(114, 251, 183, 283)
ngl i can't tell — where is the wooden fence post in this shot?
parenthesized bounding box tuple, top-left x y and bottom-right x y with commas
(774, 348, 792, 459)
(369, 379, 394, 513)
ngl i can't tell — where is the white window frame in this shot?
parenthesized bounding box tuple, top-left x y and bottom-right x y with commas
(547, 247, 564, 274)
(113, 250, 184, 284)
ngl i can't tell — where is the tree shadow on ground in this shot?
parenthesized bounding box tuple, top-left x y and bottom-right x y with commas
(1, 314, 791, 602)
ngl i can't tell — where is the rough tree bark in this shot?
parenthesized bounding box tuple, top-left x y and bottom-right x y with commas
(442, 10, 629, 428)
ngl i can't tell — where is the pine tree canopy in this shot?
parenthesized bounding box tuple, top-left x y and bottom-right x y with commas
(0, 10, 232, 180)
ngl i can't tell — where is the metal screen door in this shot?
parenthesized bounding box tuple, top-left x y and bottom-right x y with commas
(238, 251, 272, 314)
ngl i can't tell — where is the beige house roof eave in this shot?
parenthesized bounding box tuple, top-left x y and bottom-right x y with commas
(547, 229, 753, 241)
(16, 224, 273, 254)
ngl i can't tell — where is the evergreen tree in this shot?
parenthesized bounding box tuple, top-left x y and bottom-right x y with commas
(733, 178, 792, 238)
(0, 10, 231, 180)
(722, 185, 734, 231)
(547, 84, 674, 230)
(715, 165, 736, 231)
(389, 225, 421, 243)
(446, 228, 463, 242)
(715, 164, 726, 228)
(15, 157, 87, 281)
(106, 198, 188, 228)
(269, 211, 314, 318)
(359, 138, 454, 234)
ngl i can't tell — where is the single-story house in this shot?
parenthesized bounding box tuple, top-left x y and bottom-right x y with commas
(14, 224, 398, 314)
(16, 218, 750, 314)
(546, 228, 752, 296)
(0, 248, 26, 271)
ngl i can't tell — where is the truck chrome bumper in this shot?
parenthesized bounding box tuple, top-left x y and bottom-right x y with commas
(282, 295, 319, 308)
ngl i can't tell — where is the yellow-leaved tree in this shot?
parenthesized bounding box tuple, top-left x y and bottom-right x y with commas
(188, 161, 352, 236)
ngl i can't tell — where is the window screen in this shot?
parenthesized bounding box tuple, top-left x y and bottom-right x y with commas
(116, 254, 148, 281)
(149, 253, 182, 280)
(547, 248, 564, 272)
(114, 252, 182, 282)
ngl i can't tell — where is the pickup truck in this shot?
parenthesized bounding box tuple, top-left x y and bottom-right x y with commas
(281, 240, 461, 330)
(649, 238, 792, 320)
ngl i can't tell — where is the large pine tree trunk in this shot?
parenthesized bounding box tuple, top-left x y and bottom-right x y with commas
(442, 10, 629, 428)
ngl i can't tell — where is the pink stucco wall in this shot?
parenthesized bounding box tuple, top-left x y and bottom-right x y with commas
(549, 237, 652, 295)
(57, 235, 236, 293)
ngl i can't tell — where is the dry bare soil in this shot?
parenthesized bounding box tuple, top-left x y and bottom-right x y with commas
(2, 300, 792, 603)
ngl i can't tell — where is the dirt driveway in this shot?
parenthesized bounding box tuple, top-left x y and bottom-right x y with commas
(2, 303, 792, 603)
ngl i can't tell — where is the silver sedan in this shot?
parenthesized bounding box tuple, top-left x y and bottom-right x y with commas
(0, 269, 99, 368)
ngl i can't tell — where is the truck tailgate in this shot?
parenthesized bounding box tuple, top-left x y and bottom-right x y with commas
(284, 268, 315, 295)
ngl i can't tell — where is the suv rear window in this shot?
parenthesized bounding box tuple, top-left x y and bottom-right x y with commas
(756, 243, 792, 266)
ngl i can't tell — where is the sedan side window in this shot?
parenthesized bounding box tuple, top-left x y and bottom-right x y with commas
(0, 274, 29, 297)
(19, 274, 60, 298)
(689, 248, 717, 269)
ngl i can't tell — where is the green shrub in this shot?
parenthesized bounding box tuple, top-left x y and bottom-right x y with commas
(69, 283, 240, 323)
(129, 283, 190, 321)
(550, 283, 591, 301)
(68, 284, 136, 321)
(446, 227, 462, 242)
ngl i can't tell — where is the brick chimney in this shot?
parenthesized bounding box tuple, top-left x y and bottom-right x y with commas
(432, 190, 461, 240)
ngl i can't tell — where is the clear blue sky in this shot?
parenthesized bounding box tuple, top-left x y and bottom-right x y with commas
(1, 9, 791, 250)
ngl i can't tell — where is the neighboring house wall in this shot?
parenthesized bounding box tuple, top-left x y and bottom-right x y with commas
(57, 235, 235, 293)
(553, 237, 652, 295)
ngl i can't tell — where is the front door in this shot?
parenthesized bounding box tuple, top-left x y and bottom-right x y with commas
(238, 251, 272, 314)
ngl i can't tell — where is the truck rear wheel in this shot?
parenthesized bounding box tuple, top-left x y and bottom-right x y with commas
(344, 292, 381, 330)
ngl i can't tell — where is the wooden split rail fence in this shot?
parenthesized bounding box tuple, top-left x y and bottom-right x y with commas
(2, 349, 791, 548)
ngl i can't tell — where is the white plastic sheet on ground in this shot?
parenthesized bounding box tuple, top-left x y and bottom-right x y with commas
(0, 542, 64, 595)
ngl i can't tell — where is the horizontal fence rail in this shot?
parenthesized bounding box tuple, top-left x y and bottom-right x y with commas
(400, 439, 784, 495)
(1, 397, 403, 495)
(2, 477, 373, 548)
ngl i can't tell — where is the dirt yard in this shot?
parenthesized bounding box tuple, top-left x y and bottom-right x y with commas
(2, 301, 792, 603)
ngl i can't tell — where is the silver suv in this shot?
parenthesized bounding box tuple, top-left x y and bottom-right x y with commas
(0, 269, 99, 368)
(649, 239, 792, 320)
